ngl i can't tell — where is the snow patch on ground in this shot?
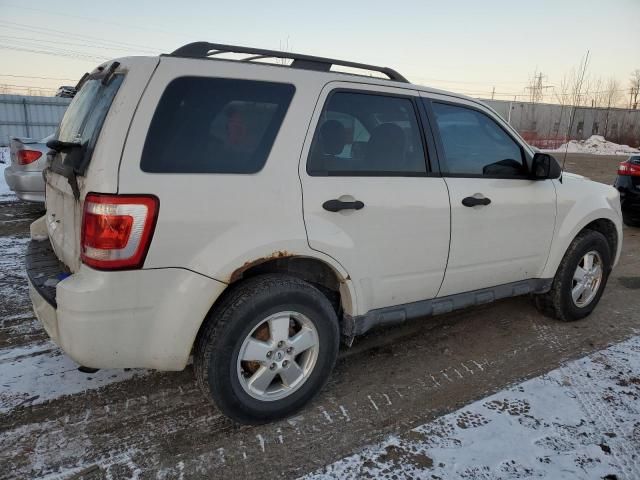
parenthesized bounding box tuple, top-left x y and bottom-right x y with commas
(0, 341, 147, 413)
(0, 235, 30, 302)
(0, 146, 16, 202)
(303, 335, 640, 480)
(546, 135, 640, 156)
(0, 217, 150, 414)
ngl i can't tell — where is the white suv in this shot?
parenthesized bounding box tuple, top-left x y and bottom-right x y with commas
(26, 42, 622, 424)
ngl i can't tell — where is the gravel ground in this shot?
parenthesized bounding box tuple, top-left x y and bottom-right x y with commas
(0, 153, 638, 479)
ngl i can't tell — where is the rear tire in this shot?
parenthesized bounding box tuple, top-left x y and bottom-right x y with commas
(533, 230, 611, 322)
(194, 274, 340, 424)
(623, 216, 640, 228)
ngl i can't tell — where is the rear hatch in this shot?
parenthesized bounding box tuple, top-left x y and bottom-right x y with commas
(44, 57, 159, 271)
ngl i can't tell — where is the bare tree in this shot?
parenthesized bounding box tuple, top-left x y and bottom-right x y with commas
(277, 36, 291, 65)
(604, 77, 622, 108)
(551, 74, 572, 141)
(552, 53, 590, 150)
(630, 69, 640, 109)
(603, 77, 622, 139)
(569, 52, 590, 108)
(558, 51, 590, 166)
(554, 74, 571, 106)
(588, 77, 607, 108)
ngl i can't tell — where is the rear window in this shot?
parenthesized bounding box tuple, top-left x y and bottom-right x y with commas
(57, 75, 124, 156)
(141, 77, 295, 174)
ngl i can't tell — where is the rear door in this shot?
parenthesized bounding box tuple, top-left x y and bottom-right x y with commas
(300, 83, 451, 314)
(422, 95, 556, 296)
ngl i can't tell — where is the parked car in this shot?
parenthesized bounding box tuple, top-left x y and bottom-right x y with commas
(3, 133, 54, 202)
(55, 86, 77, 98)
(614, 154, 640, 226)
(26, 42, 623, 424)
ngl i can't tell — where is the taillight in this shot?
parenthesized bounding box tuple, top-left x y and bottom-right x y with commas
(17, 149, 42, 165)
(618, 162, 640, 176)
(81, 193, 159, 270)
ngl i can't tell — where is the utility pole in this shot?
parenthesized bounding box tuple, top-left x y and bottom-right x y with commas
(507, 95, 516, 125)
(491, 86, 495, 100)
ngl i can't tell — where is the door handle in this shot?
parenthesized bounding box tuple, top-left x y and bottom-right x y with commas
(322, 199, 365, 212)
(462, 196, 491, 207)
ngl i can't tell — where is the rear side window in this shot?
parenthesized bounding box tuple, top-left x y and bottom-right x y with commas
(307, 91, 427, 176)
(141, 77, 295, 174)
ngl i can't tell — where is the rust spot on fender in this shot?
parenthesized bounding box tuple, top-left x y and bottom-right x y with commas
(228, 251, 292, 283)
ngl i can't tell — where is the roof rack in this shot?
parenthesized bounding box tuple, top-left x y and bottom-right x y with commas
(167, 42, 409, 83)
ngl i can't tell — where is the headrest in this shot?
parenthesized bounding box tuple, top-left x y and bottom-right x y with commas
(319, 120, 346, 156)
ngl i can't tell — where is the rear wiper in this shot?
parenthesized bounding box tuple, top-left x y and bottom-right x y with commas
(75, 72, 89, 91)
(46, 139, 82, 152)
(102, 61, 120, 85)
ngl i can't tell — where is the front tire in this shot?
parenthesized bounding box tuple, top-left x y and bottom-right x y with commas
(194, 274, 340, 424)
(533, 230, 611, 322)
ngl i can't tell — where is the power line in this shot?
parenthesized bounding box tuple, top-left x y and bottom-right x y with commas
(2, 2, 189, 41)
(0, 83, 57, 89)
(0, 41, 110, 61)
(0, 20, 162, 53)
(0, 34, 150, 54)
(1, 41, 110, 60)
(0, 45, 108, 63)
(0, 74, 78, 81)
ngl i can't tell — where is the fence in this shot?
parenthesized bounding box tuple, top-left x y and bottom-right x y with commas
(0, 94, 71, 146)
(481, 99, 640, 149)
(1, 93, 639, 150)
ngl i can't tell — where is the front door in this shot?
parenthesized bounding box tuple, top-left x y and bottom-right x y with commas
(300, 83, 451, 315)
(423, 96, 557, 297)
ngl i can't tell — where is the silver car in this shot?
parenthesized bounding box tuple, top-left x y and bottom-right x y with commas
(3, 133, 54, 202)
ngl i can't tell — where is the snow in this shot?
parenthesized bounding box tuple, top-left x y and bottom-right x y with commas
(0, 146, 16, 201)
(0, 234, 148, 414)
(0, 341, 147, 413)
(0, 235, 30, 303)
(303, 335, 640, 480)
(546, 135, 640, 156)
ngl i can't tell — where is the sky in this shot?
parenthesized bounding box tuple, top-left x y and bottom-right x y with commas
(0, 0, 639, 103)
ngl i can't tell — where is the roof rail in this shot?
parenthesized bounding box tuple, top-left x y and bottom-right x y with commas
(167, 42, 409, 83)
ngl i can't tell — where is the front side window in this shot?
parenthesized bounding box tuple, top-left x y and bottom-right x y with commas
(307, 92, 427, 175)
(141, 77, 295, 173)
(431, 102, 527, 177)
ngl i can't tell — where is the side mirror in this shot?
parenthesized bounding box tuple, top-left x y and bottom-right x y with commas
(531, 152, 562, 180)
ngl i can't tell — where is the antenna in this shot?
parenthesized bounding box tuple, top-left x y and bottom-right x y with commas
(561, 51, 590, 175)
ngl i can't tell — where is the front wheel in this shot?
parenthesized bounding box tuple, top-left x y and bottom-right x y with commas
(194, 274, 340, 424)
(533, 230, 611, 321)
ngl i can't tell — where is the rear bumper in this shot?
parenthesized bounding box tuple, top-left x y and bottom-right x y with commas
(26, 235, 227, 370)
(3, 166, 45, 202)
